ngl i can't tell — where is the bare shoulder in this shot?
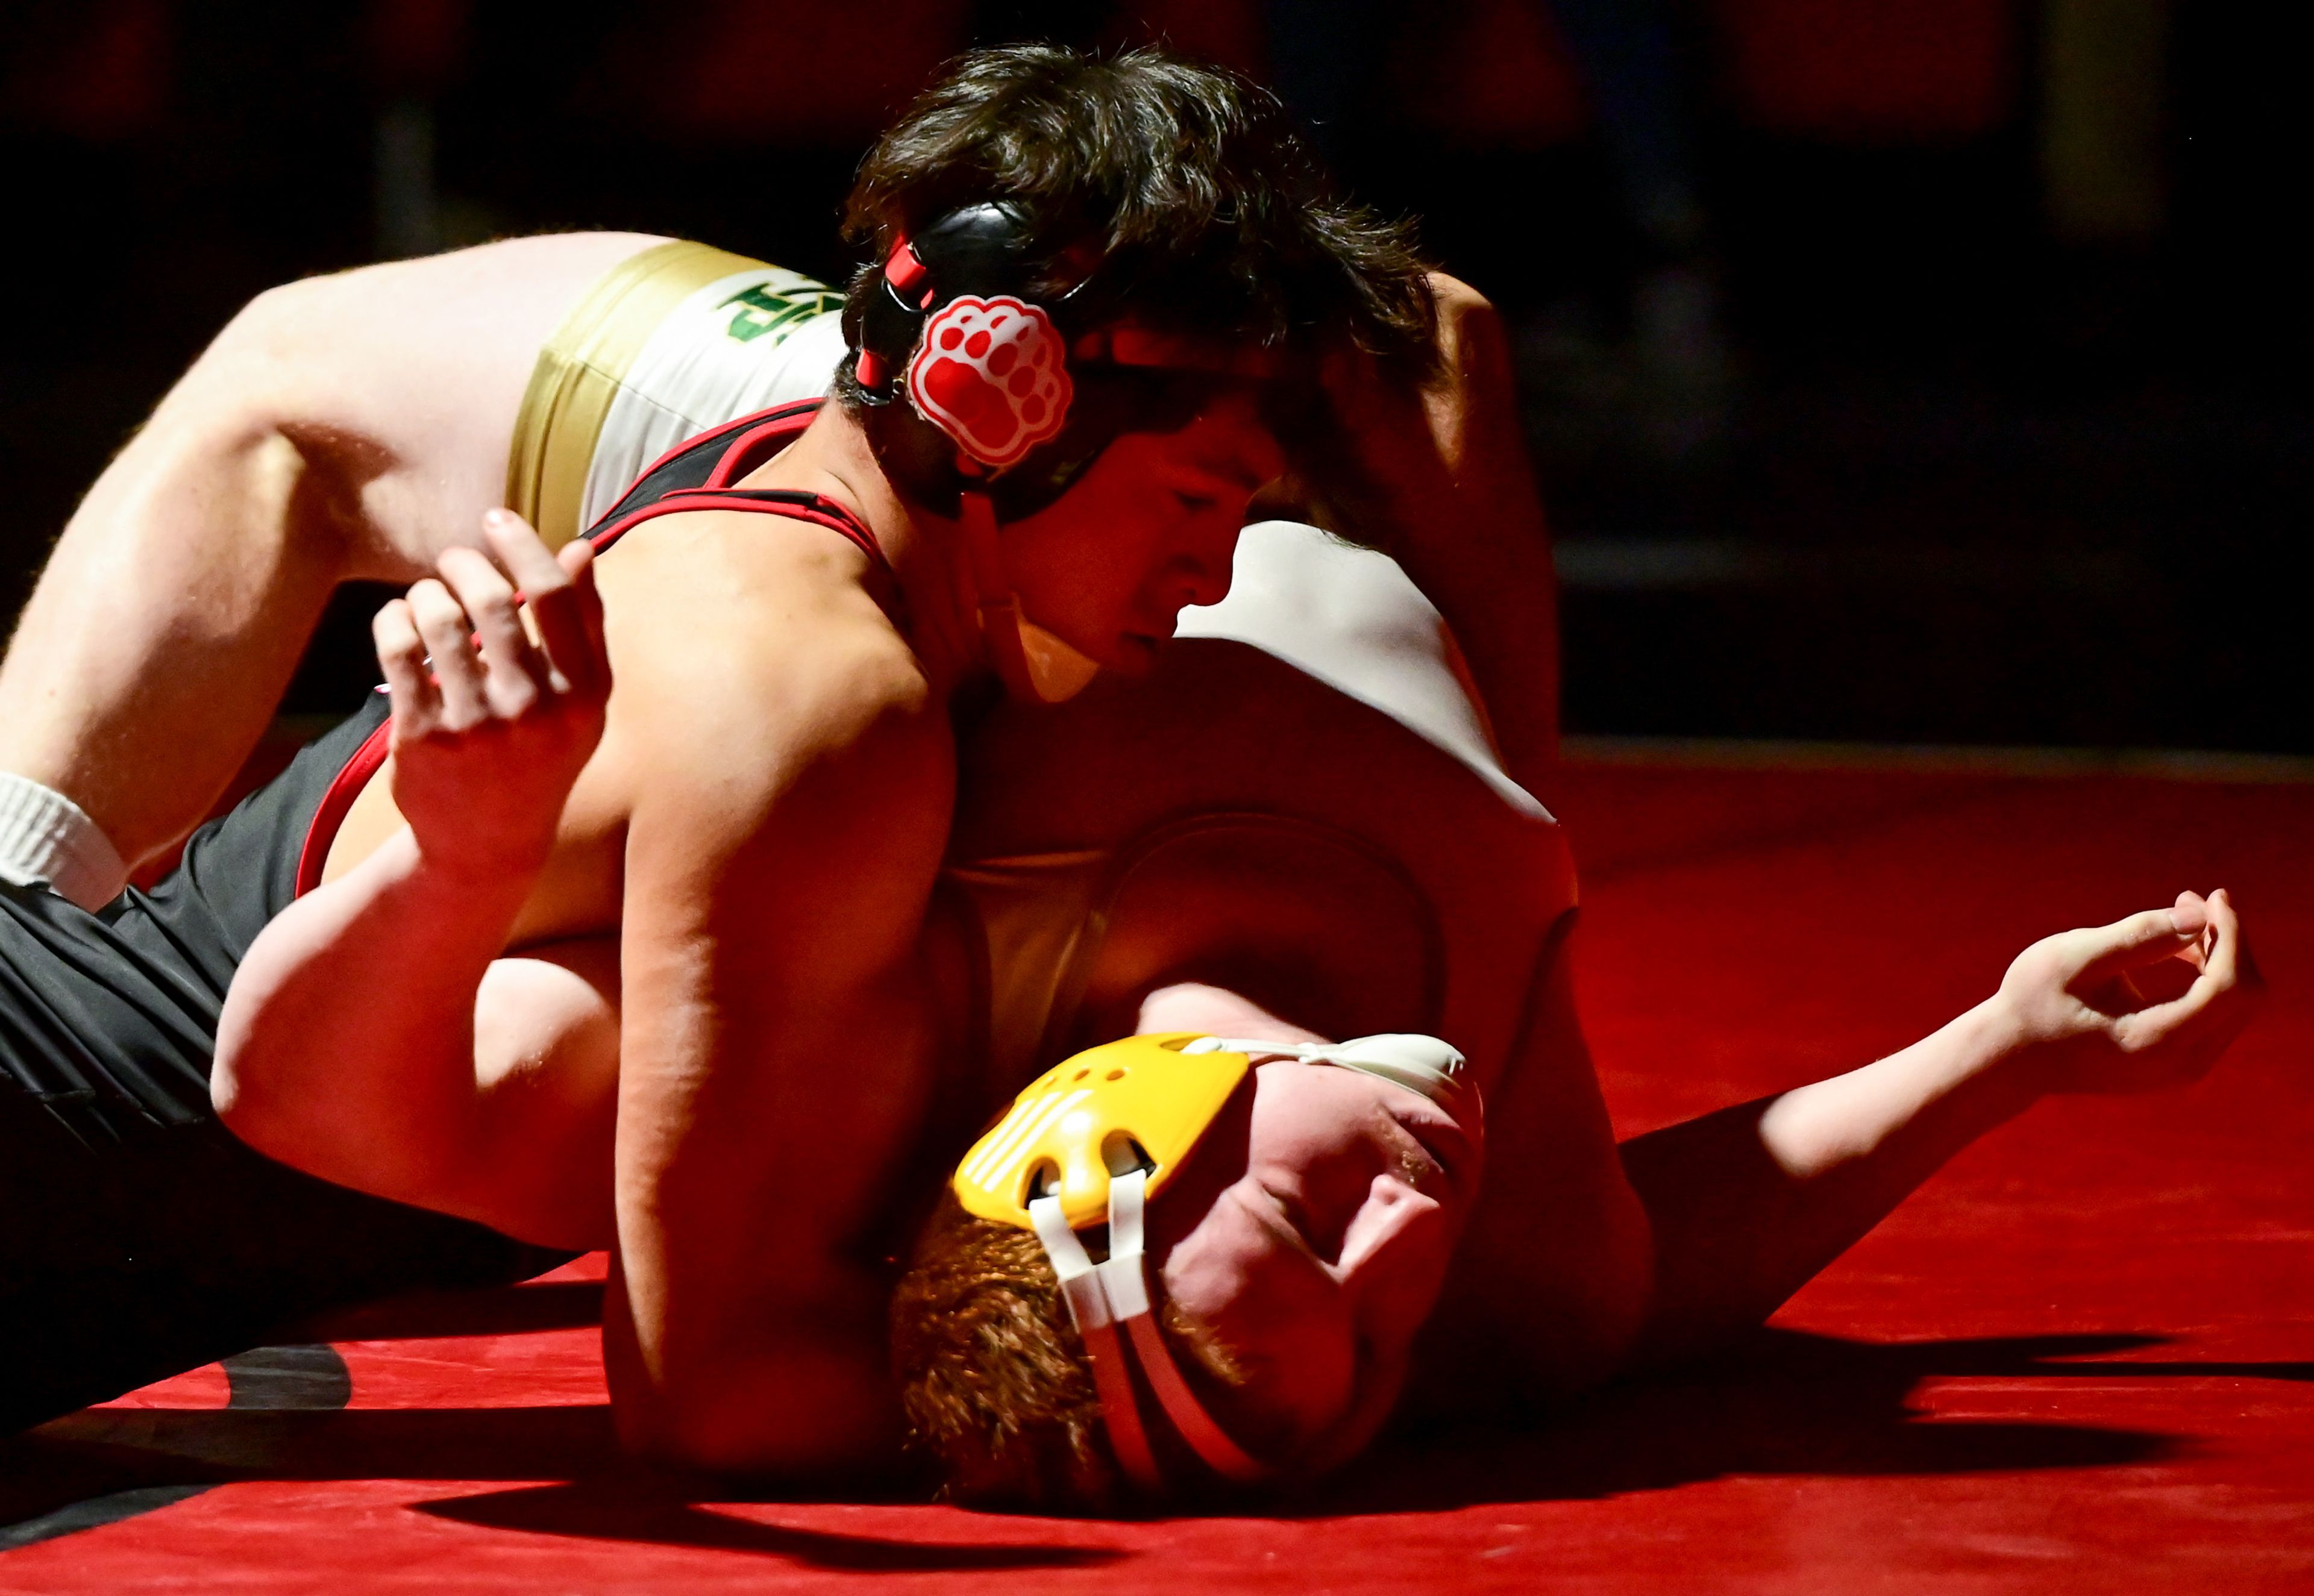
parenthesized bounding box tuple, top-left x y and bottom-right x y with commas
(590, 509, 952, 872)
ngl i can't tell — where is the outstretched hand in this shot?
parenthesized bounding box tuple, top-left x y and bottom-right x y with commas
(1999, 889, 2265, 1095)
(372, 509, 610, 883)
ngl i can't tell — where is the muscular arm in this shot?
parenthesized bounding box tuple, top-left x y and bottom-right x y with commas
(597, 533, 953, 1476)
(0, 232, 660, 870)
(213, 518, 622, 1250)
(1318, 276, 1561, 798)
(219, 510, 960, 1473)
(215, 825, 621, 1250)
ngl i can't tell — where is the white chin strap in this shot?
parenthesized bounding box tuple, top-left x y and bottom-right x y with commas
(1184, 1032, 1479, 1122)
(1028, 1169, 1271, 1495)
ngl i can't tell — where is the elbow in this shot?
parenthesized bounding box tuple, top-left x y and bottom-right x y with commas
(615, 1388, 781, 1477)
(1533, 1273, 1656, 1403)
(208, 274, 335, 367)
(1512, 1199, 1657, 1401)
(209, 1010, 261, 1134)
(177, 281, 310, 420)
(210, 987, 348, 1178)
(210, 1069, 299, 1169)
(209, 1019, 300, 1164)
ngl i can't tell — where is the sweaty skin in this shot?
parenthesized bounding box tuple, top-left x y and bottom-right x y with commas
(14, 237, 2268, 1481)
(216, 388, 1285, 1473)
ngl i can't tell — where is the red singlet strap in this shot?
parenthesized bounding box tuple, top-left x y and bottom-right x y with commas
(293, 716, 391, 898)
(295, 402, 895, 898)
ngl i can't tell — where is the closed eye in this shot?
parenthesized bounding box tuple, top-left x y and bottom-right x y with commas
(1376, 1103, 1472, 1199)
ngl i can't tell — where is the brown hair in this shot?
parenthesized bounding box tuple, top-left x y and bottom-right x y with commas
(890, 1189, 1242, 1513)
(832, 45, 1438, 539)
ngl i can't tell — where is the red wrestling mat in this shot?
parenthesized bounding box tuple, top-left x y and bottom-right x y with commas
(7, 753, 2310, 1592)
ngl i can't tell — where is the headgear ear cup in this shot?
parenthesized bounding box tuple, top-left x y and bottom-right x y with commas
(853, 204, 1046, 413)
(847, 205, 1111, 704)
(960, 1034, 1271, 1496)
(845, 202, 1287, 705)
(906, 295, 1074, 469)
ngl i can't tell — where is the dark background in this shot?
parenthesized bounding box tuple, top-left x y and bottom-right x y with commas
(3, 0, 2306, 753)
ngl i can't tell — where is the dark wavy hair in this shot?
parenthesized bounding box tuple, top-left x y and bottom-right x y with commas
(833, 45, 1438, 534)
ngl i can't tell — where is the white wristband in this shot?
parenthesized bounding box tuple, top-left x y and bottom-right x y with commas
(0, 772, 130, 911)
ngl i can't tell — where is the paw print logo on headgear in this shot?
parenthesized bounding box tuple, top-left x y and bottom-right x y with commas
(905, 295, 1074, 471)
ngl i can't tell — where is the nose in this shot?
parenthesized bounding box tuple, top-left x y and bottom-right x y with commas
(1173, 551, 1232, 613)
(1168, 520, 1241, 613)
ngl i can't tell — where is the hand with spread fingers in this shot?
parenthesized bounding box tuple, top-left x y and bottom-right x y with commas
(2000, 889, 2266, 1095)
(372, 509, 611, 884)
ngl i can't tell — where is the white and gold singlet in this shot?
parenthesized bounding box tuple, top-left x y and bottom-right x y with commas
(506, 242, 848, 548)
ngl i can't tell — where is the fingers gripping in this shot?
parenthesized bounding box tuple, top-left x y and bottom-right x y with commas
(370, 510, 609, 746)
(366, 510, 614, 884)
(372, 597, 438, 734)
(483, 511, 609, 704)
(2008, 888, 2263, 1094)
(406, 577, 489, 730)
(556, 538, 610, 700)
(438, 545, 544, 721)
(2112, 889, 2256, 1056)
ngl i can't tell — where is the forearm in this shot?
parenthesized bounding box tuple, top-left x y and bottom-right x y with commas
(1367, 293, 1561, 792)
(606, 968, 929, 1472)
(1388, 499, 1559, 798)
(1619, 997, 2043, 1363)
(213, 831, 530, 1201)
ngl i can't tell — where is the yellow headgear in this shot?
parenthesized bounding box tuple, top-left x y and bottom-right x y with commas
(946, 1028, 1472, 1498)
(952, 1033, 1250, 1230)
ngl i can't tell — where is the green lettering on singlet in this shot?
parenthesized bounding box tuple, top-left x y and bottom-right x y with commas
(720, 283, 843, 343)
